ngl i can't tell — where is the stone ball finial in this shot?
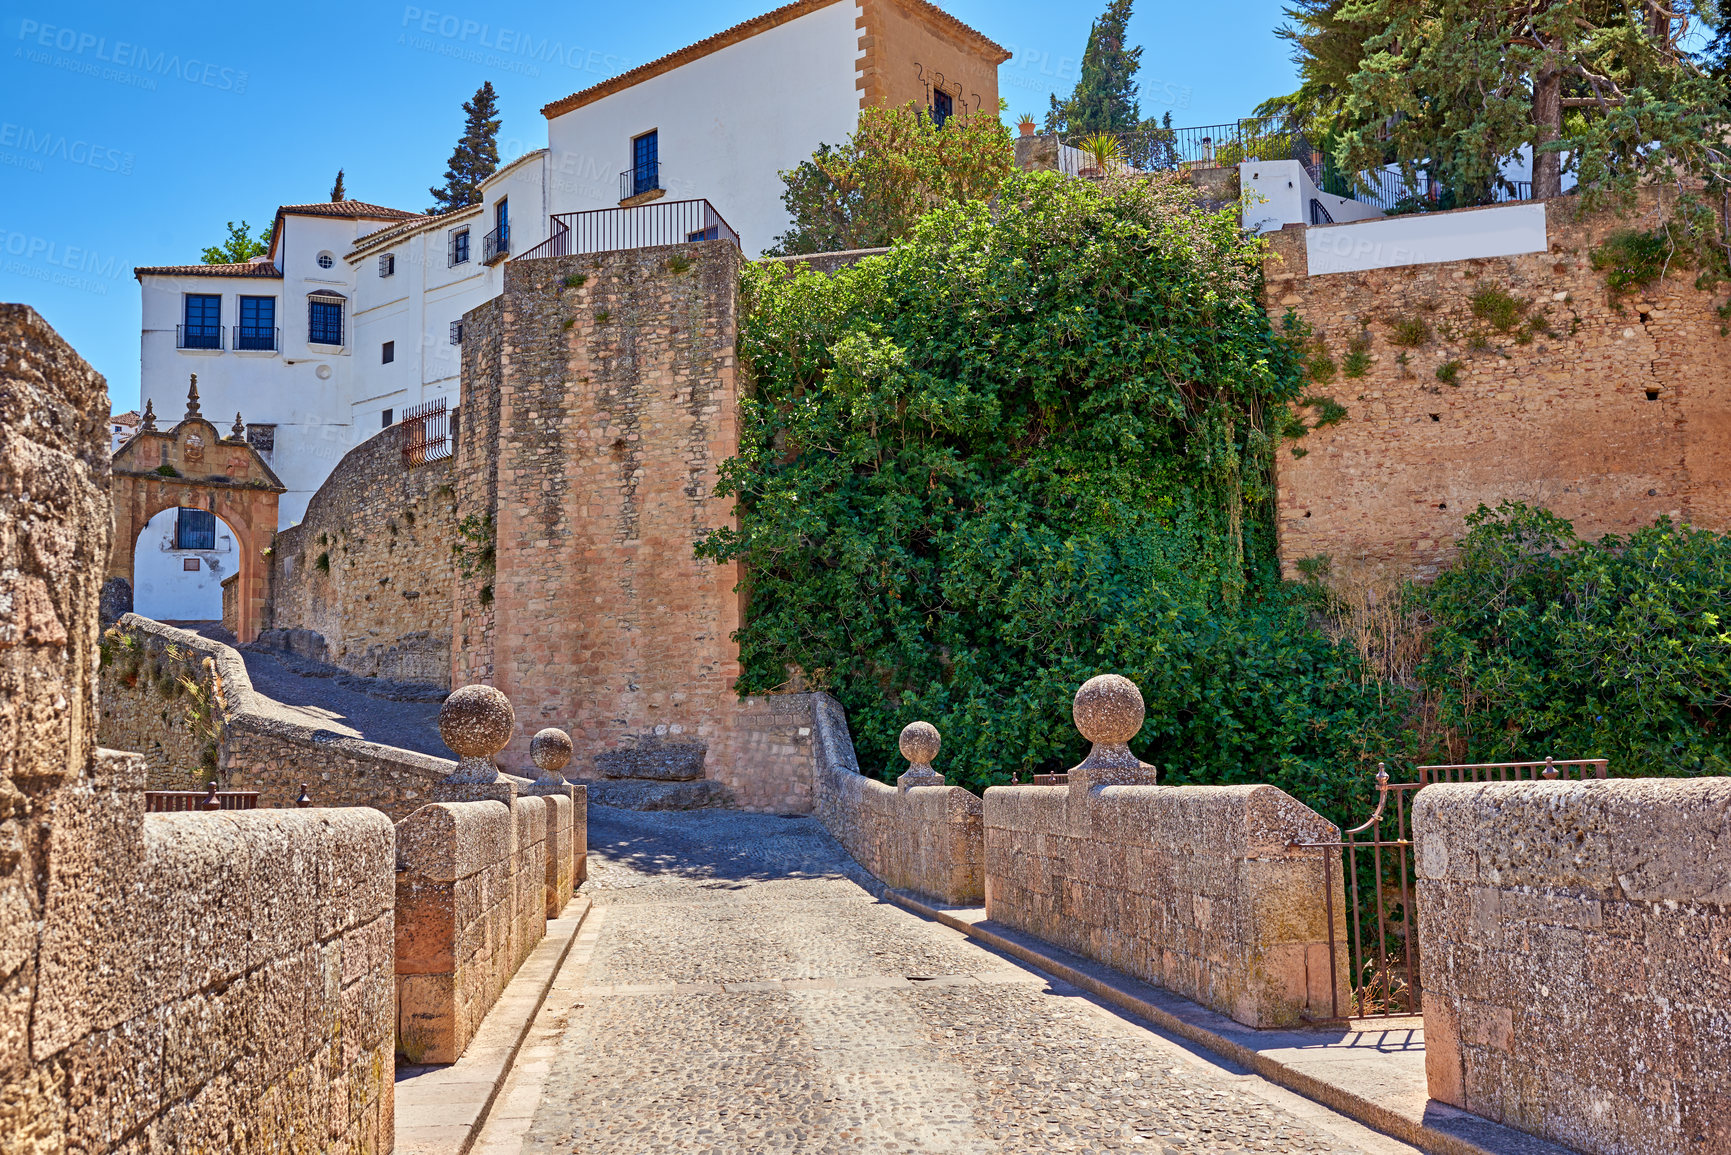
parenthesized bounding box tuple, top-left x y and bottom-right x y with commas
(1073, 674, 1145, 745)
(531, 727, 574, 775)
(439, 684, 515, 759)
(896, 720, 945, 788)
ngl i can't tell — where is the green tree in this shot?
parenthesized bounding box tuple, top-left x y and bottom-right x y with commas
(766, 103, 1013, 256)
(330, 169, 347, 201)
(1272, 0, 1728, 204)
(1046, 0, 1144, 136)
(428, 81, 501, 214)
(200, 220, 269, 265)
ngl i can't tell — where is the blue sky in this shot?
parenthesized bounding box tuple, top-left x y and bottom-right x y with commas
(0, 0, 1299, 411)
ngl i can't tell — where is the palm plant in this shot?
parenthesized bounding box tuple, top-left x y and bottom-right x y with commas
(1078, 132, 1124, 177)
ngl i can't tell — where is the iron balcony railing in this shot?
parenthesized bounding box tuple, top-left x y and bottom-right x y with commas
(1060, 117, 1321, 177)
(622, 160, 660, 201)
(517, 199, 741, 262)
(232, 325, 280, 351)
(399, 396, 453, 467)
(483, 222, 509, 264)
(177, 323, 224, 350)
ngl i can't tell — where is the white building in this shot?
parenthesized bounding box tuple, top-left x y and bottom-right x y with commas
(110, 408, 139, 455)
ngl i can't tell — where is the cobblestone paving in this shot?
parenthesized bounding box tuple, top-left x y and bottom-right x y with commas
(488, 808, 1417, 1155)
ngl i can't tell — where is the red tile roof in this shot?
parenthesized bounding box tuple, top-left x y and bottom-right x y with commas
(279, 200, 419, 221)
(133, 260, 283, 279)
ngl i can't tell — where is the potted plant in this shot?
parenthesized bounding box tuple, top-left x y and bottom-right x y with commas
(1017, 113, 1037, 138)
(1077, 132, 1123, 178)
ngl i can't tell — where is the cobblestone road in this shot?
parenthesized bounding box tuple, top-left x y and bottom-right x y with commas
(475, 809, 1418, 1155)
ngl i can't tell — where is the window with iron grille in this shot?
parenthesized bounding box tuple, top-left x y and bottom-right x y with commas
(631, 130, 659, 196)
(931, 89, 953, 127)
(449, 229, 470, 265)
(382, 340, 395, 364)
(449, 321, 463, 345)
(183, 294, 221, 349)
(246, 424, 275, 455)
(379, 252, 395, 277)
(308, 298, 344, 345)
(175, 507, 216, 550)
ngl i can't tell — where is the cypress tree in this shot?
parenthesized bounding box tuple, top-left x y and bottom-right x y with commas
(1046, 0, 1144, 136)
(330, 169, 346, 201)
(428, 82, 502, 214)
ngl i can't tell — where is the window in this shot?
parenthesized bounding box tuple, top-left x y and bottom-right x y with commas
(175, 507, 216, 550)
(449, 228, 470, 265)
(382, 340, 395, 364)
(686, 226, 719, 242)
(237, 295, 275, 350)
(379, 252, 395, 277)
(931, 89, 953, 127)
(631, 130, 659, 196)
(317, 252, 334, 269)
(449, 320, 463, 345)
(183, 558, 201, 572)
(182, 294, 221, 349)
(382, 408, 393, 428)
(246, 424, 275, 455)
(308, 297, 344, 345)
(496, 198, 508, 233)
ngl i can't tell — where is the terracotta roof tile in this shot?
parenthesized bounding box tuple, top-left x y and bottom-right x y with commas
(278, 199, 419, 221)
(133, 261, 283, 279)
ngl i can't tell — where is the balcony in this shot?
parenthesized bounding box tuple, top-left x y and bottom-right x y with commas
(620, 161, 661, 205)
(232, 325, 280, 352)
(482, 223, 509, 265)
(176, 324, 224, 350)
(517, 199, 740, 262)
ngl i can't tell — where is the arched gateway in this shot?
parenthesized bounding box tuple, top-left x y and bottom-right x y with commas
(109, 376, 283, 641)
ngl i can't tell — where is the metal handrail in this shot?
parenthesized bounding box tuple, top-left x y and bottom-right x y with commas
(177, 324, 224, 350)
(516, 199, 741, 262)
(482, 223, 509, 264)
(621, 160, 661, 201)
(232, 325, 279, 351)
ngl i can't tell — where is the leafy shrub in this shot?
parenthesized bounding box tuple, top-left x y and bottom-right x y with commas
(1341, 332, 1372, 378)
(1301, 395, 1349, 429)
(1386, 315, 1431, 347)
(1590, 229, 1672, 293)
(1469, 286, 1527, 332)
(1435, 360, 1462, 384)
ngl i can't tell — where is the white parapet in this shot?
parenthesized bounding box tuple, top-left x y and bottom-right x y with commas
(1305, 202, 1548, 275)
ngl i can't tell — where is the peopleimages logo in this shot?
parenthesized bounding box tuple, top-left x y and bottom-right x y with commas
(398, 7, 629, 77)
(0, 229, 129, 296)
(0, 122, 134, 174)
(15, 19, 250, 93)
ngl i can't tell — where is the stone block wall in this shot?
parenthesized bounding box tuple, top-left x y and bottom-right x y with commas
(810, 694, 984, 904)
(269, 424, 458, 687)
(1415, 778, 1731, 1154)
(394, 793, 563, 1064)
(221, 571, 239, 635)
(1267, 194, 1731, 581)
(983, 782, 1345, 1028)
(103, 613, 457, 819)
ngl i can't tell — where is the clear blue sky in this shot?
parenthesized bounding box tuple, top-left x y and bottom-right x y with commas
(0, 0, 1299, 411)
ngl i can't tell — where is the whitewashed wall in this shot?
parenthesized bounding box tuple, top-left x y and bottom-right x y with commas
(131, 506, 237, 621)
(1305, 203, 1549, 275)
(544, 2, 862, 256)
(1241, 160, 1384, 235)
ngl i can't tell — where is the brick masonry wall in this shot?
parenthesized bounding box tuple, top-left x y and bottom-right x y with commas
(394, 793, 556, 1064)
(983, 782, 1346, 1029)
(269, 425, 458, 687)
(1415, 778, 1731, 1155)
(810, 693, 984, 904)
(1267, 195, 1731, 581)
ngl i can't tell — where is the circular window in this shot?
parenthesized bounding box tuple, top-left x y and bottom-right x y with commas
(317, 252, 334, 269)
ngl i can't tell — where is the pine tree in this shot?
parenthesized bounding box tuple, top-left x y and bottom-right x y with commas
(330, 169, 346, 201)
(428, 82, 502, 214)
(1046, 0, 1143, 137)
(201, 221, 269, 265)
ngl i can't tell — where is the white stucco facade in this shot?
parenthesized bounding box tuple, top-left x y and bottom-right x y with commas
(1304, 202, 1550, 275)
(130, 506, 238, 621)
(544, 2, 863, 256)
(1241, 160, 1386, 235)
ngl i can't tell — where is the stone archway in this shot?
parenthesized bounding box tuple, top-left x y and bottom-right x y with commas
(109, 377, 283, 642)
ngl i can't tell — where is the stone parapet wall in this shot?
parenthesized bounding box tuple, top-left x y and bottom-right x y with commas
(810, 694, 984, 904)
(1267, 194, 1731, 581)
(1415, 777, 1731, 1154)
(394, 793, 563, 1064)
(101, 613, 457, 818)
(983, 783, 1345, 1028)
(269, 425, 457, 688)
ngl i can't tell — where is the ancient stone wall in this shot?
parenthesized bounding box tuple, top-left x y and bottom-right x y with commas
(1267, 195, 1731, 581)
(982, 783, 1345, 1028)
(2, 304, 397, 1152)
(810, 694, 984, 904)
(394, 795, 557, 1064)
(268, 425, 457, 687)
(1415, 777, 1731, 1154)
(103, 613, 456, 818)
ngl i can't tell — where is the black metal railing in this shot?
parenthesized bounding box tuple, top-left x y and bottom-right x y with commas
(621, 160, 660, 201)
(1293, 755, 1608, 1022)
(399, 396, 452, 467)
(232, 325, 279, 351)
(517, 199, 741, 261)
(177, 324, 224, 350)
(1325, 168, 1539, 212)
(1060, 117, 1324, 178)
(483, 223, 509, 264)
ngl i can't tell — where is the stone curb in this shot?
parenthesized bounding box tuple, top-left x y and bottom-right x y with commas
(395, 894, 593, 1155)
(884, 890, 1568, 1155)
